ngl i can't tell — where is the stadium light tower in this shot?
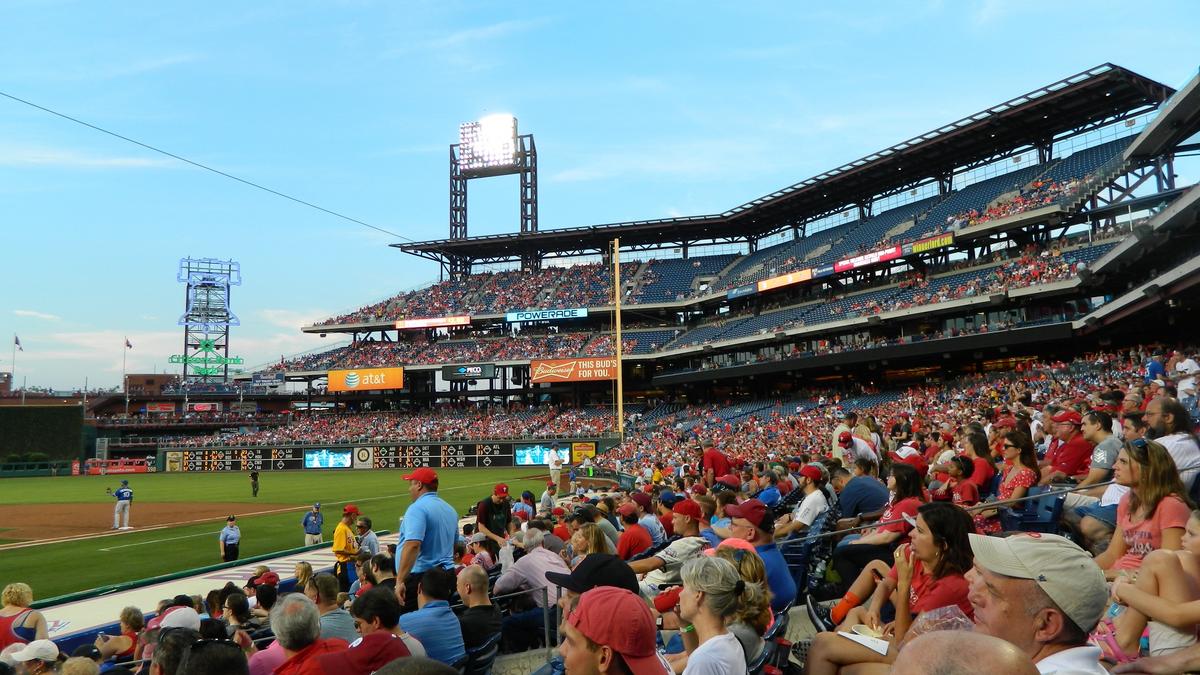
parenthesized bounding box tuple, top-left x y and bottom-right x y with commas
(175, 258, 241, 384)
(449, 114, 538, 277)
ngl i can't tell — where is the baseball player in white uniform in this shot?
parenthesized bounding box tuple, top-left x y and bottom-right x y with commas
(111, 479, 133, 529)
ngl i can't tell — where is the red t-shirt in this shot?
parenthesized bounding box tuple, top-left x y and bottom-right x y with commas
(553, 524, 571, 542)
(950, 479, 979, 507)
(1113, 494, 1191, 571)
(1047, 434, 1095, 477)
(966, 456, 995, 491)
(659, 512, 675, 537)
(875, 497, 923, 544)
(702, 449, 732, 480)
(616, 523, 653, 560)
(888, 558, 973, 618)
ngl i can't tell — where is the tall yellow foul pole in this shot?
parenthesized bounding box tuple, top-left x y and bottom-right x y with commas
(612, 238, 625, 444)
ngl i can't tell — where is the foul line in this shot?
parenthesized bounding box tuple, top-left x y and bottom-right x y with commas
(0, 478, 518, 552)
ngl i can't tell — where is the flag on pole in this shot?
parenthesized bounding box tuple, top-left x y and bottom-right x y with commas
(125, 338, 133, 349)
(13, 335, 22, 351)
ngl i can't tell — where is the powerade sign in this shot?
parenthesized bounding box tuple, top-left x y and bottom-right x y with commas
(505, 308, 589, 323)
(441, 364, 496, 381)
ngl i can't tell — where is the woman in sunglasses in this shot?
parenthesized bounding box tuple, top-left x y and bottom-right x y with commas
(1094, 438, 1193, 579)
(973, 430, 1040, 534)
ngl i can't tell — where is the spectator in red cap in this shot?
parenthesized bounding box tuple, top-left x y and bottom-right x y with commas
(723, 498, 796, 612)
(630, 500, 708, 597)
(839, 430, 879, 466)
(1038, 408, 1095, 485)
(332, 505, 360, 592)
(616, 502, 653, 561)
(475, 484, 512, 548)
(559, 587, 673, 674)
(776, 465, 829, 538)
(396, 467, 458, 613)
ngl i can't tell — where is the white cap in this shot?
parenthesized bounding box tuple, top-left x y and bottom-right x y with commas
(159, 606, 202, 631)
(968, 532, 1107, 632)
(11, 639, 59, 662)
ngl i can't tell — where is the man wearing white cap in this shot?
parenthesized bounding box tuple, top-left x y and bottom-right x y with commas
(10, 639, 59, 674)
(966, 532, 1109, 674)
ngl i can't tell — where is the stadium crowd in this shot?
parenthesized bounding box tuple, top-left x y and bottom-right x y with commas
(10, 343, 1200, 675)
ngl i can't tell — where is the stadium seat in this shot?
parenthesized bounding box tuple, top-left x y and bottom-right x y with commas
(463, 632, 502, 675)
(999, 487, 1064, 534)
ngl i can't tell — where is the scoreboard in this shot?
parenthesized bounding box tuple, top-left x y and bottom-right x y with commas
(163, 442, 527, 472)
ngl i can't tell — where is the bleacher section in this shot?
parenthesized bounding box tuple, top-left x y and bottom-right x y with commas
(919, 163, 1050, 232)
(1038, 136, 1134, 184)
(634, 254, 737, 302)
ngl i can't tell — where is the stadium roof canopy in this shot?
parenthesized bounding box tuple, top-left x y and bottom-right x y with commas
(398, 63, 1173, 264)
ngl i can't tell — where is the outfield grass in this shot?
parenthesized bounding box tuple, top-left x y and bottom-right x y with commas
(0, 468, 551, 600)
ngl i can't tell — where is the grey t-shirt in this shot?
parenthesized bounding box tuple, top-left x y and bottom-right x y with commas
(319, 607, 359, 643)
(1091, 435, 1122, 471)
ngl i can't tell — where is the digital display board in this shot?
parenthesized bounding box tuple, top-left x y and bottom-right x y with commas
(304, 449, 352, 469)
(505, 308, 589, 323)
(395, 315, 471, 330)
(834, 245, 903, 273)
(515, 443, 571, 466)
(757, 269, 813, 293)
(441, 364, 496, 381)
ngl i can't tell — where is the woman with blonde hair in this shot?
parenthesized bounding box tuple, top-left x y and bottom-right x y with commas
(677, 555, 761, 674)
(566, 522, 610, 568)
(94, 605, 144, 662)
(0, 582, 47, 648)
(710, 539, 774, 664)
(293, 561, 314, 592)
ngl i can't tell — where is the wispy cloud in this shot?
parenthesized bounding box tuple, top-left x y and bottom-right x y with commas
(383, 18, 550, 70)
(257, 308, 335, 331)
(0, 145, 177, 170)
(13, 309, 60, 321)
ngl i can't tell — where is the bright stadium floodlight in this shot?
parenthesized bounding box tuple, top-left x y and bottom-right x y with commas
(458, 114, 518, 172)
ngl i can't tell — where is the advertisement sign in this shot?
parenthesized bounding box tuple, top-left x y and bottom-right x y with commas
(230, 401, 258, 414)
(326, 367, 405, 392)
(726, 285, 758, 300)
(441, 364, 496, 381)
(515, 443, 571, 466)
(531, 357, 619, 383)
(145, 402, 177, 413)
(757, 269, 813, 293)
(811, 264, 836, 279)
(505, 308, 589, 322)
(905, 233, 954, 254)
(571, 442, 597, 463)
(252, 372, 286, 384)
(395, 315, 471, 330)
(187, 402, 221, 412)
(834, 245, 902, 273)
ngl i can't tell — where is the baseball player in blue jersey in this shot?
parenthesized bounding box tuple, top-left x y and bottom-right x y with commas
(110, 479, 133, 529)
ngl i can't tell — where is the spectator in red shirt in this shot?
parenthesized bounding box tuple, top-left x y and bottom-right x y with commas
(960, 432, 996, 494)
(615, 503, 653, 560)
(269, 594, 349, 675)
(932, 456, 979, 507)
(1040, 410, 1095, 485)
(700, 440, 732, 488)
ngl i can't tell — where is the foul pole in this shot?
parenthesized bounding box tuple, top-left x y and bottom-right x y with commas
(612, 239, 625, 444)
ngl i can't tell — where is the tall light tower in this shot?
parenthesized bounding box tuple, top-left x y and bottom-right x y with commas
(175, 258, 241, 383)
(449, 114, 538, 277)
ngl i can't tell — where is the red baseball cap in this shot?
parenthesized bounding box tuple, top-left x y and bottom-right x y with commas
(494, 483, 510, 497)
(787, 461, 800, 471)
(402, 467, 438, 483)
(569, 587, 663, 674)
(799, 465, 822, 482)
(838, 431, 853, 447)
(940, 431, 955, 443)
(992, 418, 1016, 429)
(342, 504, 360, 516)
(716, 474, 741, 489)
(671, 499, 702, 520)
(616, 502, 638, 517)
(1052, 410, 1083, 425)
(691, 484, 707, 496)
(514, 510, 529, 521)
(725, 498, 773, 532)
(253, 571, 280, 586)
(552, 507, 566, 516)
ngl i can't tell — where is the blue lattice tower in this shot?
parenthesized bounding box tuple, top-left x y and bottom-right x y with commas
(176, 258, 241, 383)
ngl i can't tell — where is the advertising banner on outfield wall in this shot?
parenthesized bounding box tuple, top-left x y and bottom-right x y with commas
(727, 284, 758, 300)
(326, 367, 405, 392)
(530, 357, 619, 383)
(505, 308, 589, 322)
(145, 402, 177, 413)
(572, 442, 597, 463)
(394, 315, 471, 330)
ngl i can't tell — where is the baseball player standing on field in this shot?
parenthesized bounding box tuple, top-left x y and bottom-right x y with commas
(111, 480, 133, 530)
(249, 470, 260, 498)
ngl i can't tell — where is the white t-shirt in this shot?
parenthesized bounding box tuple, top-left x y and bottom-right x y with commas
(1035, 644, 1109, 674)
(1158, 433, 1200, 490)
(793, 489, 829, 528)
(683, 632, 748, 675)
(848, 437, 879, 464)
(643, 536, 707, 587)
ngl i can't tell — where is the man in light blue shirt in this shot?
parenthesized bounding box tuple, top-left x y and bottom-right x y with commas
(396, 467, 458, 613)
(398, 567, 465, 666)
(630, 492, 666, 546)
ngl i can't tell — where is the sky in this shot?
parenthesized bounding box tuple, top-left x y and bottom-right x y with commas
(1, 1, 1197, 390)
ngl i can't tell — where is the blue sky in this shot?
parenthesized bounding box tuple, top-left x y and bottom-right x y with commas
(1, 1, 1197, 389)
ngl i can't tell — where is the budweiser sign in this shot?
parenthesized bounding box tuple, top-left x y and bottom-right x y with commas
(530, 358, 619, 383)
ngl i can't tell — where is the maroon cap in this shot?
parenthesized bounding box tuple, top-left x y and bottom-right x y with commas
(838, 431, 853, 447)
(671, 499, 702, 520)
(402, 467, 438, 483)
(630, 492, 652, 510)
(1052, 410, 1083, 425)
(799, 465, 822, 482)
(569, 587, 662, 674)
(725, 498, 773, 532)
